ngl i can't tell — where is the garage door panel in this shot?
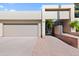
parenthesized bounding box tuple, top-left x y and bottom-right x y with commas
(4, 25, 38, 37)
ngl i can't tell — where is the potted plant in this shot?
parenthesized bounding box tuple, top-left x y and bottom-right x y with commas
(46, 19, 53, 35)
(70, 20, 79, 32)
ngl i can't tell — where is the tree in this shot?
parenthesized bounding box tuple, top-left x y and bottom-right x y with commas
(46, 19, 53, 29)
(46, 19, 54, 35)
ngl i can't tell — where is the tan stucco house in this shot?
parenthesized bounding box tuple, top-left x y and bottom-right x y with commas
(0, 3, 77, 38)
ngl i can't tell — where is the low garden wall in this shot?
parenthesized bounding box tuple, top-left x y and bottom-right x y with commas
(54, 34, 78, 48)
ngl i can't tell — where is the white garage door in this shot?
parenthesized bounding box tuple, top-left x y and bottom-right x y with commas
(4, 24, 38, 37)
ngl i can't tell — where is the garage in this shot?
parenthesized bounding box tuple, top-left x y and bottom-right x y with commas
(3, 24, 38, 37)
(0, 11, 41, 37)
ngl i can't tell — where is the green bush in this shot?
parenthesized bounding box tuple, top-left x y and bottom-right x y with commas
(70, 20, 79, 31)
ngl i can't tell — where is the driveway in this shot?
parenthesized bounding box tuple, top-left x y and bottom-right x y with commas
(0, 37, 37, 56)
(1, 36, 79, 56)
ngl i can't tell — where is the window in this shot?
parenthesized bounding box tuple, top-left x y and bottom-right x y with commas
(75, 3, 79, 18)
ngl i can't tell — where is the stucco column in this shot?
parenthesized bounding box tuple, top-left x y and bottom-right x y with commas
(71, 27, 76, 32)
(42, 7, 45, 38)
(54, 25, 63, 35)
(71, 4, 75, 32)
(42, 21, 45, 38)
(38, 23, 41, 38)
(0, 23, 3, 37)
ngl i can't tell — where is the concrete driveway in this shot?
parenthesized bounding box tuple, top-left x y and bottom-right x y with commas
(1, 36, 79, 56)
(0, 37, 37, 56)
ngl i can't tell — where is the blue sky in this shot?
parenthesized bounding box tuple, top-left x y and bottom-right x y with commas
(0, 3, 73, 11)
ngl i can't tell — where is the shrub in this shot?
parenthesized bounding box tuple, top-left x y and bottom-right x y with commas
(70, 20, 79, 31)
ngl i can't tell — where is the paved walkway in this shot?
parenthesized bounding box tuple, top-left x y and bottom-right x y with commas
(33, 36, 79, 56)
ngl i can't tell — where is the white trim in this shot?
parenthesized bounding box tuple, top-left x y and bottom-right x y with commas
(0, 23, 3, 37)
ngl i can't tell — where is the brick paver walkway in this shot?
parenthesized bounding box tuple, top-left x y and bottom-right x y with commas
(33, 36, 79, 56)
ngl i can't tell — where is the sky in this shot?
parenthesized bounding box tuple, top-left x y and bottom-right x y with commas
(0, 3, 73, 11)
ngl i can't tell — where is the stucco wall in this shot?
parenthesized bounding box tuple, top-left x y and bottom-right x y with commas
(42, 5, 59, 20)
(0, 11, 41, 20)
(61, 4, 74, 21)
(42, 4, 74, 20)
(61, 4, 75, 32)
(45, 11, 58, 19)
(59, 11, 70, 19)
